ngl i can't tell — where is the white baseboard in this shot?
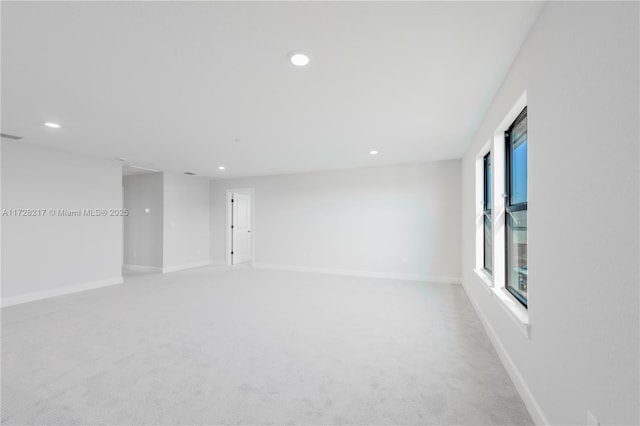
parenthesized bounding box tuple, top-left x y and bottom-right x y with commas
(462, 282, 548, 425)
(162, 260, 211, 274)
(253, 263, 461, 284)
(209, 259, 227, 267)
(123, 264, 163, 273)
(1, 276, 123, 308)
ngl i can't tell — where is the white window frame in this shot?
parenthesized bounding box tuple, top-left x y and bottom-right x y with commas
(474, 91, 530, 338)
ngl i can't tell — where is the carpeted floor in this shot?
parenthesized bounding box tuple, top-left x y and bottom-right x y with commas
(1, 266, 533, 425)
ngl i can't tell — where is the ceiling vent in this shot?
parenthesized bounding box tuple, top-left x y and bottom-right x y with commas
(1, 133, 23, 140)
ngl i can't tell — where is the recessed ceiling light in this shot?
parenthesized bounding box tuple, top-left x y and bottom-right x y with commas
(289, 51, 310, 67)
(369, 150, 379, 155)
(218, 166, 226, 171)
(44, 122, 61, 128)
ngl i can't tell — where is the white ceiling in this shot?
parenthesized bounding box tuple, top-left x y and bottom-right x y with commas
(1, 1, 544, 179)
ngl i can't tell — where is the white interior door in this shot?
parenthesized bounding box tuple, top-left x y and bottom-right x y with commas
(232, 193, 252, 265)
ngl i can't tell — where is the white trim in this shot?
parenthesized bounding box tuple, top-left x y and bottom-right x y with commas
(1, 276, 123, 308)
(494, 287, 530, 336)
(474, 269, 530, 337)
(463, 283, 547, 425)
(209, 259, 227, 266)
(253, 262, 461, 284)
(473, 268, 494, 293)
(162, 260, 211, 273)
(123, 264, 163, 273)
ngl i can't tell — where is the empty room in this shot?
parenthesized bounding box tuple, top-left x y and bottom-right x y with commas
(1, 1, 638, 425)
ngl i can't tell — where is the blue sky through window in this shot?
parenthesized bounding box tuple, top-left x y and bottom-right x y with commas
(512, 139, 527, 204)
(486, 154, 492, 208)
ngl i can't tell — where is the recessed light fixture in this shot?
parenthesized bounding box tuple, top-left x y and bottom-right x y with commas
(369, 150, 379, 155)
(289, 51, 310, 67)
(44, 122, 61, 128)
(218, 166, 226, 171)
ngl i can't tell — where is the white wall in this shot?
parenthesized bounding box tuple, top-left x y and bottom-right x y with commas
(211, 161, 461, 282)
(461, 2, 639, 425)
(163, 172, 210, 272)
(1, 141, 123, 304)
(123, 173, 163, 269)
(1, 137, 3, 296)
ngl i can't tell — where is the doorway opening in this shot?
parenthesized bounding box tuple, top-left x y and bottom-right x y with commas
(122, 165, 162, 276)
(226, 189, 255, 266)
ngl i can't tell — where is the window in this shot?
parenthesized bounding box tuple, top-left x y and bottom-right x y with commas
(505, 107, 528, 307)
(473, 94, 529, 335)
(483, 152, 492, 274)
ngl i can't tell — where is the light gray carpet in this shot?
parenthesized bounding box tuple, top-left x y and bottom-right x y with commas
(2, 267, 533, 425)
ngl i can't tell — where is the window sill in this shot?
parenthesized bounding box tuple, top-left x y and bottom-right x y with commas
(474, 268, 494, 291)
(473, 269, 530, 339)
